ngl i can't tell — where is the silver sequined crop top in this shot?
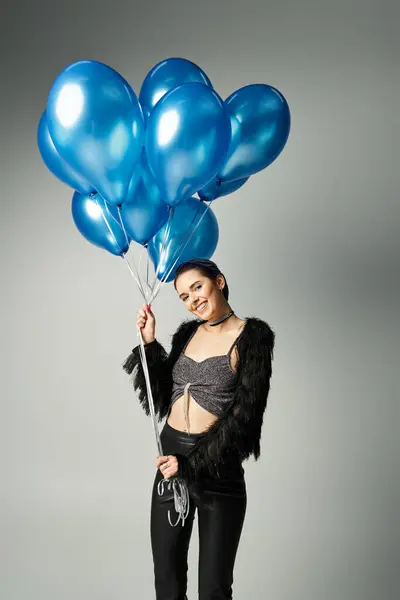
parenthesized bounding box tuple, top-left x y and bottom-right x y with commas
(170, 324, 246, 430)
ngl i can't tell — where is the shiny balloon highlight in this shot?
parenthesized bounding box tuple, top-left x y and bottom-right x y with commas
(47, 60, 145, 206)
(139, 57, 212, 114)
(72, 192, 129, 256)
(218, 84, 291, 182)
(146, 82, 231, 207)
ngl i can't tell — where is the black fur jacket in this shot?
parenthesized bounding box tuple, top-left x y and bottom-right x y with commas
(122, 316, 275, 484)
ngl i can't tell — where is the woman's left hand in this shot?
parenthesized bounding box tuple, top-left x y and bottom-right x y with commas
(156, 455, 179, 479)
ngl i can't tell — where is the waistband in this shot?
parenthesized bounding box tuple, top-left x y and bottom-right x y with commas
(161, 421, 245, 485)
(162, 420, 204, 440)
(160, 421, 204, 456)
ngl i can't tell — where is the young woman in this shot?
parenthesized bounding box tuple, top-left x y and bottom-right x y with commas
(123, 258, 275, 600)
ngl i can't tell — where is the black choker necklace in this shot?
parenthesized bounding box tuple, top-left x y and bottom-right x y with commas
(204, 310, 235, 327)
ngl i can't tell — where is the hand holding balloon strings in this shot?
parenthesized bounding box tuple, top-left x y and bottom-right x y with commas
(135, 304, 189, 527)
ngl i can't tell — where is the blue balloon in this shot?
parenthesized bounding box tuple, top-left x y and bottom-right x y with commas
(198, 175, 249, 201)
(124, 149, 144, 201)
(148, 197, 219, 282)
(218, 84, 291, 182)
(139, 57, 212, 112)
(141, 105, 151, 128)
(47, 60, 145, 206)
(121, 152, 170, 245)
(126, 148, 160, 200)
(72, 192, 129, 256)
(37, 111, 94, 195)
(146, 82, 231, 207)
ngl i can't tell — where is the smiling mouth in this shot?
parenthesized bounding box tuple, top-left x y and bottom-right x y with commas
(195, 302, 207, 313)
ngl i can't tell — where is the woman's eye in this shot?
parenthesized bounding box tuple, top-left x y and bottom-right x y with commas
(182, 285, 201, 301)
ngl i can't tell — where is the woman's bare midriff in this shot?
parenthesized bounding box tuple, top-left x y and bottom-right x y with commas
(167, 393, 218, 433)
(166, 317, 245, 434)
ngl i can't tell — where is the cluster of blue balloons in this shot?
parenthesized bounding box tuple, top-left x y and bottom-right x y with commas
(38, 57, 290, 281)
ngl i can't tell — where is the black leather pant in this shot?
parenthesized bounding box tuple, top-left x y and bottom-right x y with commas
(150, 421, 247, 600)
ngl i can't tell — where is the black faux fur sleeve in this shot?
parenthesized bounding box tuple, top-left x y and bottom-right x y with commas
(174, 317, 275, 482)
(122, 319, 201, 422)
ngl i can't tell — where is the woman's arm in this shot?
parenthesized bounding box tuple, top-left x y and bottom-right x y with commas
(174, 318, 275, 482)
(122, 339, 172, 421)
(122, 319, 201, 422)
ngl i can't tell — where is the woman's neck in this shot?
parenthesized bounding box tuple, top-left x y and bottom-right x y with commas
(201, 309, 242, 333)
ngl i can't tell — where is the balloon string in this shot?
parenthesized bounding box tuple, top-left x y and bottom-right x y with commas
(137, 325, 163, 455)
(154, 206, 174, 282)
(141, 245, 153, 297)
(149, 203, 203, 302)
(103, 200, 123, 229)
(136, 245, 152, 298)
(153, 199, 210, 298)
(149, 206, 175, 293)
(112, 202, 152, 301)
(92, 196, 149, 302)
(146, 246, 150, 291)
(94, 194, 124, 256)
(116, 205, 131, 250)
(92, 195, 146, 300)
(92, 197, 191, 526)
(137, 325, 191, 527)
(157, 476, 191, 527)
(122, 254, 148, 302)
(138, 243, 143, 282)
(150, 200, 212, 304)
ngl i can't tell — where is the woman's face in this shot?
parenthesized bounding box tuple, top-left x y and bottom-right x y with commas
(175, 269, 226, 319)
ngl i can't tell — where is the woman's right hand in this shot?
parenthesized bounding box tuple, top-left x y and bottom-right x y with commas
(136, 304, 156, 345)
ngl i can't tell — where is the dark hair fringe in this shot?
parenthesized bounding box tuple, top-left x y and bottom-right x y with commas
(173, 258, 229, 300)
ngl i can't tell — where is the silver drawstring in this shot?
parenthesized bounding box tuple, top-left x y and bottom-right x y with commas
(184, 382, 191, 435)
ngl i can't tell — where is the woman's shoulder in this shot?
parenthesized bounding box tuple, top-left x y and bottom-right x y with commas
(243, 316, 275, 338)
(235, 317, 275, 375)
(240, 316, 275, 356)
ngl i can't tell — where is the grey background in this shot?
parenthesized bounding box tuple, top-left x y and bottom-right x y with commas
(1, 0, 398, 598)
